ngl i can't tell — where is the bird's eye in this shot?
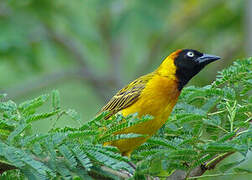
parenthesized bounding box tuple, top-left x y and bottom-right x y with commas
(187, 51, 194, 58)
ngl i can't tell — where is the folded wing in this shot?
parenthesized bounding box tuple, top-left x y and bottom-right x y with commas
(98, 73, 154, 119)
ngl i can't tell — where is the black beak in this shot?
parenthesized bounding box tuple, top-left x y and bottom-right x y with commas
(196, 54, 221, 64)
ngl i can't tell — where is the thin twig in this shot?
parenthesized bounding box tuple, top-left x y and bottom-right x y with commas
(0, 161, 17, 174)
(166, 152, 235, 180)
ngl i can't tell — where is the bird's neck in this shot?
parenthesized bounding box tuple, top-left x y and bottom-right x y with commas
(156, 54, 203, 91)
(175, 65, 204, 90)
(175, 68, 191, 90)
(156, 57, 177, 77)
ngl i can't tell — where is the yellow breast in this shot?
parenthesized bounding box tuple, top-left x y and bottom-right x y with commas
(105, 74, 180, 156)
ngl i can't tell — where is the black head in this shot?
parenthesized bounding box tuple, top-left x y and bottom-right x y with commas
(174, 49, 220, 90)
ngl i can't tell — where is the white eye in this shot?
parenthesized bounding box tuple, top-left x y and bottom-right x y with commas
(187, 51, 194, 58)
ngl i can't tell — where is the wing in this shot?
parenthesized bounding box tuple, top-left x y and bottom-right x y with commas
(98, 73, 154, 119)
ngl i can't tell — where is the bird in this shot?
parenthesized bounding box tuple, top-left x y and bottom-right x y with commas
(98, 49, 220, 156)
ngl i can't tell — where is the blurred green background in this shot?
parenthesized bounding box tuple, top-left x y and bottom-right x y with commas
(0, 0, 251, 179)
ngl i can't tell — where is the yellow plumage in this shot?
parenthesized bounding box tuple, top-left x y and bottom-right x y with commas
(99, 50, 181, 156)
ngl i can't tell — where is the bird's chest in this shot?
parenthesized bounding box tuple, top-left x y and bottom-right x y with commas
(121, 76, 180, 131)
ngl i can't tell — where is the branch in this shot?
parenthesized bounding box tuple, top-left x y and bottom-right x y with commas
(166, 152, 235, 180)
(166, 126, 250, 180)
(0, 161, 17, 175)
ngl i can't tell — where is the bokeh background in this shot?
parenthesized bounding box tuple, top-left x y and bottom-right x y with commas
(0, 1, 251, 179)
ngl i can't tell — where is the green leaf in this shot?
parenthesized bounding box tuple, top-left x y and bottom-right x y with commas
(219, 159, 245, 173)
(55, 162, 72, 179)
(26, 110, 59, 123)
(147, 137, 177, 150)
(66, 109, 81, 122)
(52, 90, 60, 111)
(201, 97, 219, 112)
(203, 143, 236, 153)
(99, 133, 146, 144)
(7, 123, 27, 143)
(0, 100, 17, 113)
(72, 146, 92, 170)
(218, 132, 236, 143)
(233, 167, 252, 173)
(58, 144, 77, 169)
(203, 115, 221, 127)
(18, 94, 49, 113)
(0, 93, 7, 99)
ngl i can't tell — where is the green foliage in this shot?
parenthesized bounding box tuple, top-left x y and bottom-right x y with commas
(0, 89, 134, 179)
(0, 58, 252, 179)
(130, 58, 252, 178)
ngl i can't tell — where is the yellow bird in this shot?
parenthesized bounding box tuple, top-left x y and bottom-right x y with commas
(98, 49, 220, 156)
